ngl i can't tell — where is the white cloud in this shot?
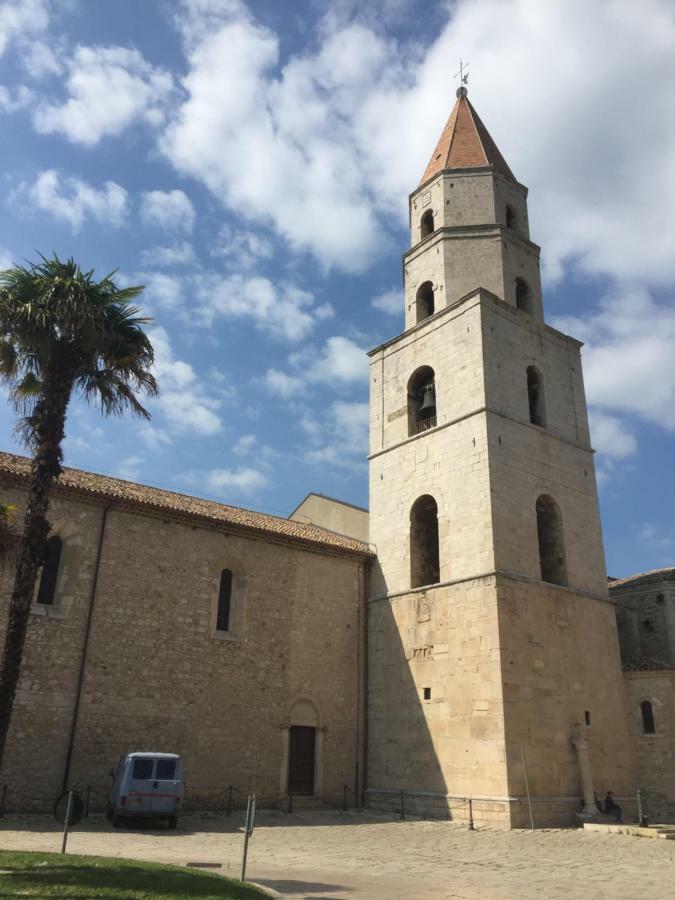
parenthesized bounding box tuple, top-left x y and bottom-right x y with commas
(266, 335, 368, 403)
(303, 400, 369, 472)
(588, 410, 637, 461)
(22, 39, 63, 79)
(294, 335, 369, 385)
(160, 0, 673, 286)
(194, 273, 322, 341)
(0, 83, 33, 112)
(140, 189, 195, 232)
(22, 169, 128, 231)
(149, 325, 223, 435)
(205, 466, 270, 494)
(553, 286, 675, 432)
(371, 288, 402, 315)
(214, 225, 274, 269)
(139, 272, 185, 311)
(262, 369, 304, 399)
(0, 246, 12, 269)
(232, 432, 278, 462)
(0, 0, 49, 58)
(140, 241, 196, 267)
(138, 425, 173, 451)
(162, 10, 386, 272)
(34, 45, 174, 145)
(115, 455, 145, 481)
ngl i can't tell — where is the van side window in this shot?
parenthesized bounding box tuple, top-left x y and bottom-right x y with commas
(132, 758, 154, 779)
(156, 759, 176, 779)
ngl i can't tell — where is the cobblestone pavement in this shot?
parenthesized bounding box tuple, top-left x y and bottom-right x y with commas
(1, 810, 675, 899)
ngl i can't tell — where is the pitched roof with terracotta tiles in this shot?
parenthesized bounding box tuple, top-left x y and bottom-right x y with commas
(0, 451, 372, 558)
(420, 90, 517, 187)
(609, 567, 675, 589)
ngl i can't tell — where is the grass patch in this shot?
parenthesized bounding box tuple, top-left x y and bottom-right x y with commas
(0, 850, 265, 898)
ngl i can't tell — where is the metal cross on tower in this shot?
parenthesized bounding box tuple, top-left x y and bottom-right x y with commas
(454, 58, 469, 85)
(454, 58, 469, 97)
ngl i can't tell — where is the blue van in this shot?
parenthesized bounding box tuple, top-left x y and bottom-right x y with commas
(108, 752, 183, 829)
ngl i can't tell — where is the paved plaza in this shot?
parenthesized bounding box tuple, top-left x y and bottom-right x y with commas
(1, 810, 674, 899)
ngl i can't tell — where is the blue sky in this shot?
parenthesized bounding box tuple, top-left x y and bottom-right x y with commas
(0, 0, 674, 577)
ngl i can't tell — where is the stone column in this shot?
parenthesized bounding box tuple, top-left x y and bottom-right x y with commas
(572, 737, 597, 818)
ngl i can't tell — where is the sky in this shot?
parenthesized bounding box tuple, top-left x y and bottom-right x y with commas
(0, 0, 674, 578)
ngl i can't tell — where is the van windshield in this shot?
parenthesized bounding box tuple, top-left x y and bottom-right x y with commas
(132, 758, 154, 780)
(156, 759, 177, 780)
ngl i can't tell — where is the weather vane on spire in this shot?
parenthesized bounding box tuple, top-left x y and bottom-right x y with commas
(454, 58, 469, 98)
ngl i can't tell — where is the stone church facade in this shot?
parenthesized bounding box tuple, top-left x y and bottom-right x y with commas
(0, 90, 673, 827)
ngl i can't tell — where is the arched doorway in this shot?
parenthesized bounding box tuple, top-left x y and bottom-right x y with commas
(286, 699, 319, 797)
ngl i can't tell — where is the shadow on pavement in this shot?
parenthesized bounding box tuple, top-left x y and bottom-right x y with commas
(0, 810, 410, 836)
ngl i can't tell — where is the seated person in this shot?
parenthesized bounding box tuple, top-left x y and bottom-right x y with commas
(604, 791, 623, 823)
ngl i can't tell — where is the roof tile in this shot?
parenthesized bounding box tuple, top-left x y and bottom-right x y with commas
(420, 92, 517, 186)
(0, 451, 372, 558)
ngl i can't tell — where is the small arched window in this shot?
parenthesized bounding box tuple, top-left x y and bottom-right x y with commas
(415, 281, 434, 323)
(536, 495, 567, 586)
(408, 366, 437, 436)
(420, 209, 435, 239)
(410, 495, 440, 588)
(36, 535, 62, 606)
(527, 367, 546, 427)
(641, 700, 656, 734)
(506, 205, 517, 230)
(515, 277, 534, 315)
(217, 569, 233, 632)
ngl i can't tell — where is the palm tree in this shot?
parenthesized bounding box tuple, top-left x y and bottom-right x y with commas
(0, 503, 18, 567)
(0, 254, 157, 768)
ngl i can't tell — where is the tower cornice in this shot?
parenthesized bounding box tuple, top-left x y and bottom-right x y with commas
(412, 166, 528, 199)
(367, 287, 582, 358)
(402, 223, 541, 265)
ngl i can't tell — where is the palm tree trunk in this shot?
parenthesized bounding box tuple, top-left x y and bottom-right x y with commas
(0, 364, 74, 770)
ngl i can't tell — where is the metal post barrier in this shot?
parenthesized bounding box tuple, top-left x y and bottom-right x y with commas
(637, 789, 645, 826)
(241, 793, 256, 883)
(400, 789, 405, 820)
(226, 785, 234, 817)
(61, 790, 74, 855)
(343, 784, 348, 812)
(0, 784, 7, 818)
(287, 791, 293, 814)
(84, 785, 91, 818)
(468, 797, 474, 831)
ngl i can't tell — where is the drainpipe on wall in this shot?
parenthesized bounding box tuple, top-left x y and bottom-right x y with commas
(356, 560, 369, 807)
(61, 504, 111, 793)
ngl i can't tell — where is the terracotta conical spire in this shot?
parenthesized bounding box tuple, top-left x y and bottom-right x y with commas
(420, 88, 517, 186)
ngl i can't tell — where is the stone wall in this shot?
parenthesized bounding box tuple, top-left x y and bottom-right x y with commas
(624, 671, 675, 822)
(0, 482, 366, 812)
(612, 573, 675, 665)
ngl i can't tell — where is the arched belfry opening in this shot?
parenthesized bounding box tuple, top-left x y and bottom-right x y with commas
(506, 204, 517, 230)
(536, 495, 567, 586)
(527, 366, 546, 427)
(415, 281, 435, 323)
(410, 495, 440, 588)
(420, 209, 435, 239)
(407, 366, 436, 435)
(515, 278, 534, 315)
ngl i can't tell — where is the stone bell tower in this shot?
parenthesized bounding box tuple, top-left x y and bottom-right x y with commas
(366, 86, 634, 827)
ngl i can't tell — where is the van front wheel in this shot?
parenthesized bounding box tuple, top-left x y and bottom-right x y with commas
(168, 816, 178, 830)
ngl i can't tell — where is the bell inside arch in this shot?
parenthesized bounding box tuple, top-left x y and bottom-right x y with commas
(419, 383, 436, 414)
